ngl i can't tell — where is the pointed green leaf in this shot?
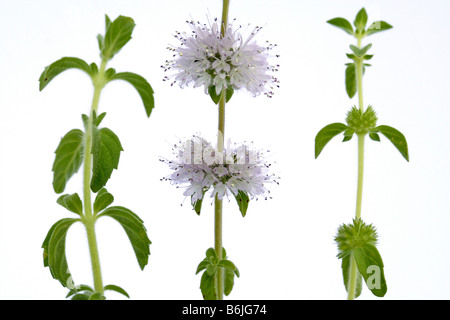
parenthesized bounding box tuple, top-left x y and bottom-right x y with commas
(353, 244, 387, 297)
(57, 193, 83, 216)
(39, 57, 93, 91)
(343, 128, 355, 142)
(208, 86, 221, 104)
(369, 132, 380, 142)
(354, 8, 368, 33)
(90, 126, 123, 193)
(345, 63, 357, 98)
(101, 16, 135, 60)
(66, 284, 94, 298)
(52, 129, 85, 194)
(366, 21, 393, 36)
(93, 188, 114, 214)
(98, 206, 151, 270)
(196, 259, 210, 275)
(110, 72, 155, 117)
(349, 43, 372, 58)
(42, 218, 79, 288)
(375, 125, 409, 161)
(200, 270, 217, 300)
(315, 123, 349, 158)
(341, 254, 362, 298)
(104, 284, 130, 299)
(218, 259, 240, 278)
(234, 190, 249, 217)
(225, 86, 234, 103)
(224, 268, 236, 296)
(327, 17, 354, 35)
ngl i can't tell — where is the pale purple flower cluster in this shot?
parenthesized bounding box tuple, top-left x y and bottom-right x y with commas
(163, 18, 279, 98)
(161, 136, 278, 205)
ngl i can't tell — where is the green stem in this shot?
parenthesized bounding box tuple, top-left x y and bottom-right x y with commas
(355, 133, 365, 220)
(214, 90, 226, 300)
(356, 59, 364, 113)
(212, 0, 230, 301)
(347, 39, 366, 300)
(82, 58, 108, 294)
(347, 252, 358, 300)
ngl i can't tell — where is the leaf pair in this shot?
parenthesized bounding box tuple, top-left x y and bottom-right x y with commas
(208, 86, 234, 105)
(192, 189, 249, 217)
(196, 248, 240, 299)
(341, 244, 387, 298)
(314, 122, 409, 161)
(66, 284, 130, 300)
(327, 8, 392, 38)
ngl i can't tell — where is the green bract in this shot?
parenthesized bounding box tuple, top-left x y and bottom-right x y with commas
(39, 14, 154, 299)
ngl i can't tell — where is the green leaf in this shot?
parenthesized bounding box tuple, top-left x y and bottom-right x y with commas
(93, 188, 114, 214)
(90, 126, 123, 193)
(57, 193, 83, 216)
(42, 218, 79, 288)
(354, 8, 368, 33)
(234, 190, 249, 217)
(71, 293, 91, 300)
(342, 128, 355, 142)
(98, 206, 151, 270)
(369, 132, 380, 142)
(89, 292, 106, 300)
(315, 123, 349, 158)
(375, 125, 409, 161)
(341, 254, 362, 298)
(353, 244, 387, 297)
(366, 21, 393, 36)
(192, 196, 204, 215)
(206, 247, 218, 264)
(206, 264, 216, 276)
(200, 270, 217, 300)
(104, 284, 130, 299)
(39, 57, 92, 91)
(224, 268, 236, 296)
(208, 86, 233, 105)
(225, 86, 234, 103)
(349, 43, 372, 58)
(345, 63, 356, 98)
(52, 129, 85, 194)
(208, 86, 221, 104)
(110, 72, 155, 117)
(101, 15, 136, 60)
(327, 17, 354, 35)
(196, 259, 210, 275)
(66, 284, 94, 298)
(218, 259, 240, 278)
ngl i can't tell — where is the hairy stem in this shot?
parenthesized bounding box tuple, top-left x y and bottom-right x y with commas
(82, 58, 108, 294)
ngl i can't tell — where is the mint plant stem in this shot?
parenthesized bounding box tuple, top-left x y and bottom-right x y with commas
(213, 0, 230, 300)
(348, 40, 366, 301)
(81, 58, 108, 294)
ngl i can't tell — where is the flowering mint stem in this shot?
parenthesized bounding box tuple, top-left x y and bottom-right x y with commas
(348, 39, 366, 300)
(81, 58, 108, 294)
(213, 0, 230, 300)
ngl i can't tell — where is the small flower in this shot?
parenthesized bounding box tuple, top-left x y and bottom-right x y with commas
(161, 135, 279, 210)
(163, 17, 280, 98)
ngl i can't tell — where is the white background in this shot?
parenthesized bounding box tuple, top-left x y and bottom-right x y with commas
(1, 0, 449, 300)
